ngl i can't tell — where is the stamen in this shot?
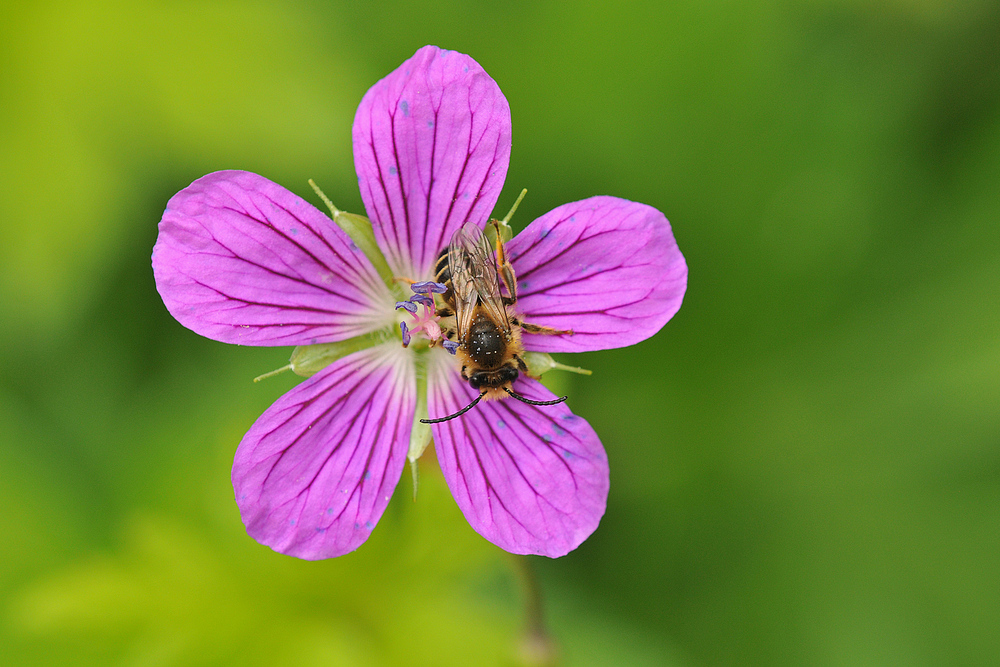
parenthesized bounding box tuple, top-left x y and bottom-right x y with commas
(410, 294, 434, 308)
(400, 321, 411, 347)
(398, 282, 447, 348)
(503, 387, 568, 406)
(442, 340, 459, 355)
(420, 391, 487, 424)
(411, 281, 448, 294)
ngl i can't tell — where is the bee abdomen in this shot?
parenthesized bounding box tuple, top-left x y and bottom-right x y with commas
(434, 249, 451, 284)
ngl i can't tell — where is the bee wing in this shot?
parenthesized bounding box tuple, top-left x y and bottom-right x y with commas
(448, 223, 511, 342)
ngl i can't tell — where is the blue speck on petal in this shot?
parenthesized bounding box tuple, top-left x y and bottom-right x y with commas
(542, 434, 552, 443)
(540, 228, 550, 239)
(327, 507, 335, 514)
(497, 419, 506, 429)
(520, 280, 529, 290)
(290, 228, 298, 235)
(363, 470, 372, 480)
(289, 519, 296, 526)
(427, 120, 434, 128)
(400, 100, 409, 116)
(563, 451, 576, 460)
(570, 216, 576, 222)
(365, 521, 374, 530)
(554, 426, 566, 436)
(354, 522, 361, 529)
(316, 527, 326, 533)
(389, 166, 398, 176)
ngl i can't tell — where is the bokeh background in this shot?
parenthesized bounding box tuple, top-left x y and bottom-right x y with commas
(3, 1, 999, 665)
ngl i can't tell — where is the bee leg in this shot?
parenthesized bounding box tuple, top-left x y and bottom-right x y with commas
(513, 354, 528, 372)
(490, 219, 518, 303)
(519, 321, 573, 336)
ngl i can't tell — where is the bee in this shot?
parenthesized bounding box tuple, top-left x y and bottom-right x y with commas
(421, 220, 572, 424)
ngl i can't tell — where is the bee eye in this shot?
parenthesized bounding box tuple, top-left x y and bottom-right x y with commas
(500, 366, 519, 385)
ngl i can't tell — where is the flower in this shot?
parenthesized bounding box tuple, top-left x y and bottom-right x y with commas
(152, 45, 687, 559)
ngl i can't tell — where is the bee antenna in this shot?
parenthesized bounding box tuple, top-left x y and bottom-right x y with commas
(420, 391, 488, 424)
(503, 387, 568, 406)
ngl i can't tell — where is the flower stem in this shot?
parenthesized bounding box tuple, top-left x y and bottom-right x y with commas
(511, 555, 559, 666)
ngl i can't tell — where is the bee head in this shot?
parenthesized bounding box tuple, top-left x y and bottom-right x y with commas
(468, 365, 519, 390)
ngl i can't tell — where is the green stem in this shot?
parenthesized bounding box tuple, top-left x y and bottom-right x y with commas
(512, 555, 559, 666)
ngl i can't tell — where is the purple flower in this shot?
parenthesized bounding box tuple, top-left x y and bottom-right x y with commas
(152, 46, 687, 559)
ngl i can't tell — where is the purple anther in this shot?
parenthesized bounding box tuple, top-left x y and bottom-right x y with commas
(410, 294, 434, 308)
(400, 321, 411, 346)
(442, 339, 459, 355)
(411, 281, 448, 294)
(395, 300, 418, 313)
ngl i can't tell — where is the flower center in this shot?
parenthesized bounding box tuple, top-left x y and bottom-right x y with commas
(396, 281, 458, 355)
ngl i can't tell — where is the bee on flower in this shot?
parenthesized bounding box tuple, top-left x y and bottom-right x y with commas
(152, 45, 687, 559)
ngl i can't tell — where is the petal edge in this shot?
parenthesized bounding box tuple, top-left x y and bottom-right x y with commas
(353, 46, 512, 279)
(233, 343, 414, 559)
(427, 352, 608, 557)
(152, 171, 395, 346)
(508, 196, 687, 353)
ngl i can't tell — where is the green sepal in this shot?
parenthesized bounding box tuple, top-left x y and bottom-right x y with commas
(332, 211, 397, 289)
(289, 330, 391, 377)
(407, 354, 433, 501)
(308, 179, 400, 296)
(484, 217, 513, 247)
(407, 358, 432, 463)
(522, 351, 593, 377)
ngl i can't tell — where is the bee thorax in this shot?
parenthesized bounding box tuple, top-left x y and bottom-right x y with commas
(468, 317, 507, 368)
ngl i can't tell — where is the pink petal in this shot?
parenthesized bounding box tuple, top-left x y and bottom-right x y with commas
(152, 171, 395, 346)
(232, 343, 414, 559)
(353, 45, 511, 280)
(507, 196, 687, 353)
(426, 352, 608, 557)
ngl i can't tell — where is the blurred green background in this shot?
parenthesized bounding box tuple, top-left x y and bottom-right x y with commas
(2, 1, 999, 665)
